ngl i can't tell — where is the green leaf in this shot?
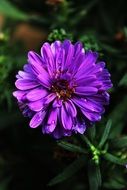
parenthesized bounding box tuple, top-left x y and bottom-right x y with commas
(87, 126, 96, 142)
(109, 96, 127, 138)
(57, 141, 86, 154)
(100, 43, 120, 54)
(103, 153, 127, 165)
(118, 73, 127, 86)
(0, 177, 11, 190)
(104, 180, 126, 189)
(48, 155, 86, 186)
(98, 120, 112, 148)
(110, 136, 127, 149)
(0, 0, 28, 20)
(88, 161, 102, 190)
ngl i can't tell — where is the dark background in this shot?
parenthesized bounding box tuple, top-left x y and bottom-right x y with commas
(0, 0, 127, 189)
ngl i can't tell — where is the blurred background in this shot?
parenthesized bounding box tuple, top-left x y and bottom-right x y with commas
(0, 0, 127, 189)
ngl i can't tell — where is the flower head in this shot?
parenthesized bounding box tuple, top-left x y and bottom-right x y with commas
(13, 40, 112, 139)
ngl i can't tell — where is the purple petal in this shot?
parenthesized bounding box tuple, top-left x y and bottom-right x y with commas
(51, 41, 62, 56)
(41, 42, 55, 75)
(15, 79, 39, 90)
(75, 75, 96, 86)
(81, 98, 104, 113)
(79, 51, 98, 70)
(74, 42, 83, 56)
(29, 111, 45, 128)
(28, 99, 44, 111)
(81, 109, 101, 122)
(26, 88, 48, 101)
(52, 98, 62, 108)
(74, 51, 98, 77)
(65, 100, 77, 117)
(62, 40, 74, 68)
(88, 93, 109, 105)
(69, 53, 84, 74)
(18, 71, 33, 79)
(75, 86, 98, 95)
(37, 73, 51, 89)
(61, 104, 73, 130)
(43, 93, 56, 105)
(23, 64, 33, 73)
(28, 51, 45, 74)
(43, 108, 57, 133)
(13, 91, 26, 101)
(52, 126, 72, 139)
(73, 120, 86, 134)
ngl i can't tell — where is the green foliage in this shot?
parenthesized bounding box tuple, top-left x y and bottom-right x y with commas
(48, 155, 86, 186)
(0, 0, 28, 20)
(80, 32, 101, 51)
(57, 140, 86, 154)
(88, 161, 102, 190)
(103, 153, 127, 166)
(48, 29, 73, 42)
(118, 73, 127, 86)
(111, 136, 127, 149)
(98, 120, 112, 148)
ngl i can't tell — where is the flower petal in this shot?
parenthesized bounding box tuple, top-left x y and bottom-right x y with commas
(61, 104, 73, 130)
(28, 99, 44, 111)
(81, 98, 104, 113)
(18, 71, 33, 79)
(13, 90, 26, 101)
(15, 79, 39, 90)
(28, 51, 45, 74)
(65, 100, 77, 117)
(41, 42, 55, 75)
(73, 120, 86, 134)
(26, 88, 48, 101)
(29, 111, 45, 128)
(75, 86, 98, 95)
(43, 93, 56, 105)
(62, 40, 74, 69)
(43, 108, 58, 133)
(81, 109, 101, 122)
(37, 73, 51, 88)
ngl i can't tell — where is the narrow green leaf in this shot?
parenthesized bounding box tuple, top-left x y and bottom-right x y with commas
(87, 126, 96, 142)
(0, 0, 28, 20)
(57, 141, 86, 154)
(103, 153, 127, 165)
(88, 161, 102, 190)
(48, 155, 86, 186)
(109, 96, 127, 138)
(100, 43, 120, 54)
(98, 120, 112, 148)
(111, 136, 127, 149)
(104, 180, 126, 189)
(118, 73, 127, 86)
(0, 177, 11, 190)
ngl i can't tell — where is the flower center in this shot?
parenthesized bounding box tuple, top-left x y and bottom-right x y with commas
(52, 79, 75, 100)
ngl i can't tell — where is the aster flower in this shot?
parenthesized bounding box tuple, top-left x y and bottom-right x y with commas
(13, 40, 112, 139)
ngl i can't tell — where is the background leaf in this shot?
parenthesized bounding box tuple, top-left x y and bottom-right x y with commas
(118, 73, 127, 86)
(0, 0, 28, 20)
(98, 120, 112, 148)
(103, 153, 127, 165)
(88, 161, 102, 190)
(48, 155, 86, 186)
(57, 140, 86, 154)
(110, 136, 127, 149)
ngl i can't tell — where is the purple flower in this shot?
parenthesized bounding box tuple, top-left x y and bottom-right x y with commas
(13, 40, 112, 139)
